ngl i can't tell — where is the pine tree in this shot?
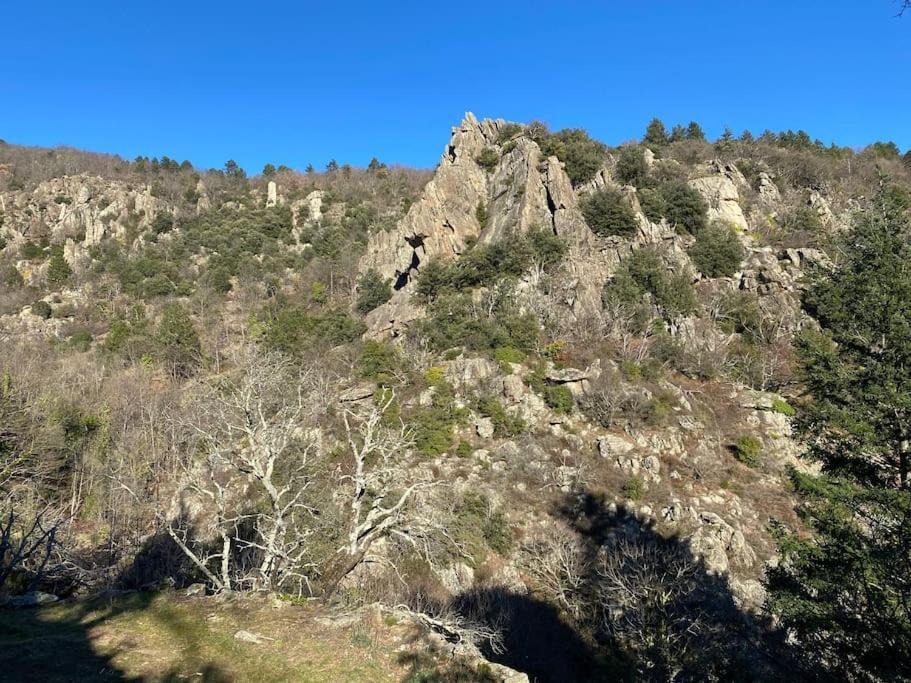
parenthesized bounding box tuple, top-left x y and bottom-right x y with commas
(643, 118, 669, 147)
(46, 245, 72, 286)
(685, 121, 706, 141)
(767, 183, 911, 681)
(156, 303, 201, 378)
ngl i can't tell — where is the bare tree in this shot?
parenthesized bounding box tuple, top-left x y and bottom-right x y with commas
(168, 348, 330, 594)
(324, 392, 431, 595)
(0, 506, 59, 592)
(521, 522, 591, 620)
(594, 536, 727, 679)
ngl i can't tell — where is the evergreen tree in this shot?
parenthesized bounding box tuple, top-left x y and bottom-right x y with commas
(685, 121, 706, 141)
(643, 118, 669, 147)
(262, 163, 276, 177)
(46, 245, 72, 286)
(767, 184, 911, 681)
(669, 124, 686, 143)
(156, 303, 201, 378)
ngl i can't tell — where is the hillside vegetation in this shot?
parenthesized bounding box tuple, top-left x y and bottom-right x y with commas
(1, 118, 910, 682)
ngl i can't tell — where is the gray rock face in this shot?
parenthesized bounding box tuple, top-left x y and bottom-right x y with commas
(266, 180, 278, 207)
(0, 174, 173, 249)
(688, 161, 749, 231)
(357, 113, 614, 337)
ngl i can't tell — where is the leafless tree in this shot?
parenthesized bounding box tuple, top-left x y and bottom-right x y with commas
(324, 391, 432, 595)
(594, 535, 724, 678)
(168, 348, 331, 594)
(521, 522, 591, 620)
(0, 506, 60, 592)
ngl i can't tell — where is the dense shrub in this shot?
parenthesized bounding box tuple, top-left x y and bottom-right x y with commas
(581, 188, 638, 237)
(151, 212, 175, 234)
(261, 305, 365, 357)
(659, 181, 708, 234)
(603, 248, 696, 320)
(476, 396, 526, 437)
(46, 246, 73, 286)
(540, 128, 606, 185)
(155, 303, 201, 378)
(355, 269, 392, 314)
(20, 241, 45, 260)
(359, 339, 400, 383)
(543, 384, 575, 414)
(415, 229, 567, 302)
(637, 188, 667, 222)
(497, 123, 523, 145)
(733, 435, 762, 467)
(31, 300, 52, 319)
(688, 222, 745, 277)
(411, 381, 464, 457)
(475, 147, 499, 173)
(622, 474, 645, 500)
(415, 292, 540, 353)
(614, 146, 649, 187)
(771, 398, 796, 416)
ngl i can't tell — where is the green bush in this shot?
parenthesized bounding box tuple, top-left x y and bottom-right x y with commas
(688, 222, 745, 277)
(452, 493, 514, 563)
(582, 188, 638, 237)
(622, 475, 645, 500)
(156, 303, 201, 378)
(497, 123, 523, 145)
(476, 395, 525, 437)
(31, 300, 52, 319)
(659, 181, 708, 234)
(262, 306, 365, 357)
(151, 212, 175, 234)
(733, 435, 762, 467)
(67, 329, 93, 352)
(603, 248, 696, 320)
(411, 381, 464, 457)
(475, 147, 499, 173)
(415, 292, 540, 353)
(539, 128, 606, 185)
(0, 263, 23, 288)
(359, 340, 399, 383)
(543, 384, 574, 414)
(20, 242, 45, 260)
(615, 146, 649, 186)
(771, 398, 796, 417)
(355, 269, 392, 314)
(493, 345, 526, 370)
(483, 509, 514, 555)
(415, 230, 566, 302)
(637, 187, 667, 222)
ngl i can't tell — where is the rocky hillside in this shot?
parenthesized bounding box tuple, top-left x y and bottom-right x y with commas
(1, 120, 908, 681)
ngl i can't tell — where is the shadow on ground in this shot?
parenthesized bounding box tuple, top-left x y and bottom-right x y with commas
(402, 488, 803, 683)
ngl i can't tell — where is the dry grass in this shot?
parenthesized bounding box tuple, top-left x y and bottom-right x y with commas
(0, 592, 424, 682)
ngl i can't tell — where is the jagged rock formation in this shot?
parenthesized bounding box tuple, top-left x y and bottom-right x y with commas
(359, 113, 620, 336)
(0, 174, 173, 266)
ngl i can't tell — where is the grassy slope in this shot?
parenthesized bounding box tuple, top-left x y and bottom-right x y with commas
(0, 592, 422, 682)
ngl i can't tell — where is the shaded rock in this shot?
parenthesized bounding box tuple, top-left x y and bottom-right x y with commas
(5, 591, 59, 608)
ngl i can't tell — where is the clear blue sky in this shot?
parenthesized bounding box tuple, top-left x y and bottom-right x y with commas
(2, 1, 909, 173)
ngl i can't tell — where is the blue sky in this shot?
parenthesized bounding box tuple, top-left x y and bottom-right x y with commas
(2, 1, 909, 172)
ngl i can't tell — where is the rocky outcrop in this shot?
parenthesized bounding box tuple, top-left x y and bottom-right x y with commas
(0, 174, 173, 250)
(688, 162, 749, 232)
(357, 114, 618, 337)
